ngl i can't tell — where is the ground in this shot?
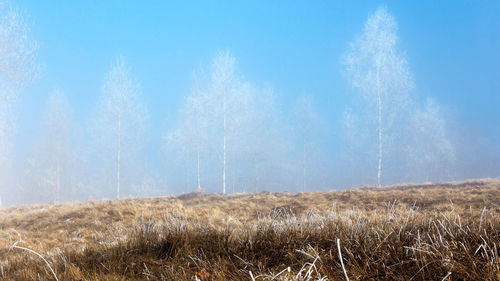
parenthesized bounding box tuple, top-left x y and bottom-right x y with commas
(0, 179, 498, 280)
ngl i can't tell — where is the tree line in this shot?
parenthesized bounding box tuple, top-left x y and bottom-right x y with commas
(0, 4, 476, 206)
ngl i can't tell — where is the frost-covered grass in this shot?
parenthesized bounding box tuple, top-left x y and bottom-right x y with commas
(0, 179, 498, 280)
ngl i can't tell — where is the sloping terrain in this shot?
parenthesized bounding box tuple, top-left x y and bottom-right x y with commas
(0, 179, 498, 280)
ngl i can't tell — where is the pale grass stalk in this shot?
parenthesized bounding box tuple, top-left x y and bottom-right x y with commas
(249, 270, 256, 281)
(440, 271, 452, 281)
(295, 246, 323, 280)
(10, 242, 58, 281)
(307, 256, 320, 279)
(337, 238, 350, 281)
(409, 261, 438, 281)
(270, 266, 290, 280)
(479, 207, 486, 230)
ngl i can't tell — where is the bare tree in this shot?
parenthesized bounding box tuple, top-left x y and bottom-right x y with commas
(406, 98, 455, 182)
(241, 85, 289, 193)
(95, 56, 148, 199)
(24, 90, 74, 203)
(0, 0, 38, 84)
(0, 83, 14, 172)
(42, 90, 72, 202)
(343, 6, 413, 187)
(293, 95, 319, 192)
(0, 0, 37, 206)
(164, 69, 210, 193)
(163, 127, 191, 192)
(168, 52, 289, 194)
(209, 50, 242, 194)
(342, 109, 366, 187)
(184, 71, 210, 192)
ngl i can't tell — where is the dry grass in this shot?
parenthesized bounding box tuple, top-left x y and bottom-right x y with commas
(0, 179, 498, 280)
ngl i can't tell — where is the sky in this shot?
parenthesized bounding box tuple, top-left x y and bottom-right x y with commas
(11, 1, 500, 186)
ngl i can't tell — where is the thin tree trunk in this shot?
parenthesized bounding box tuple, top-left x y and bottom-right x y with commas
(254, 154, 258, 193)
(303, 141, 306, 192)
(56, 159, 60, 203)
(232, 170, 235, 194)
(350, 150, 355, 188)
(185, 149, 190, 193)
(117, 117, 121, 199)
(197, 146, 201, 192)
(376, 64, 382, 188)
(223, 127, 226, 194)
(222, 96, 226, 195)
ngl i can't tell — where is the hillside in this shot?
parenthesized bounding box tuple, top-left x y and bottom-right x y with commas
(0, 179, 498, 280)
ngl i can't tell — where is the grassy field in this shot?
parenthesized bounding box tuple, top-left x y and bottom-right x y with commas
(0, 179, 498, 280)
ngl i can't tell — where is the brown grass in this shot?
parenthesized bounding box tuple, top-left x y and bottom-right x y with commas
(0, 179, 498, 280)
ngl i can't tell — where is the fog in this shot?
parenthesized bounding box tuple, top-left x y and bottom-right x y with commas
(0, 2, 498, 206)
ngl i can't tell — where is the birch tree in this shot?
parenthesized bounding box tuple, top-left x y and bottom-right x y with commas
(206, 51, 292, 193)
(164, 69, 210, 193)
(163, 128, 192, 192)
(293, 95, 318, 192)
(0, 0, 37, 206)
(24, 90, 74, 203)
(241, 85, 288, 192)
(95, 56, 148, 199)
(41, 90, 72, 202)
(169, 52, 287, 194)
(342, 109, 364, 187)
(343, 6, 413, 187)
(406, 98, 455, 182)
(182, 72, 208, 192)
(0, 0, 38, 84)
(210, 50, 241, 194)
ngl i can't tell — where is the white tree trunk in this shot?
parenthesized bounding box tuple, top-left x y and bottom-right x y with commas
(196, 146, 201, 192)
(222, 102, 226, 195)
(350, 150, 355, 188)
(183, 149, 190, 192)
(303, 142, 306, 192)
(253, 154, 258, 193)
(376, 64, 382, 188)
(56, 160, 60, 203)
(117, 117, 121, 199)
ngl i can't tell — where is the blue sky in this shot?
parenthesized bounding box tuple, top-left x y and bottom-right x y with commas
(16, 0, 500, 160)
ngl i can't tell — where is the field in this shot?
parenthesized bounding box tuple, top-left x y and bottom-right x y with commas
(0, 180, 498, 280)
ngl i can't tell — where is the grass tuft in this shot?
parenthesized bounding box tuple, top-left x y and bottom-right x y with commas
(0, 179, 498, 280)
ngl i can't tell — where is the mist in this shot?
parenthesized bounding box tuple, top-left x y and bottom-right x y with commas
(0, 2, 499, 207)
